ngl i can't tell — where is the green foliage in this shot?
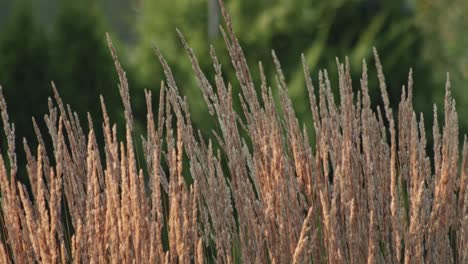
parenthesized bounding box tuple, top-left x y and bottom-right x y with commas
(0, 1, 51, 167)
(0, 0, 124, 177)
(51, 0, 120, 123)
(133, 0, 435, 138)
(415, 0, 468, 132)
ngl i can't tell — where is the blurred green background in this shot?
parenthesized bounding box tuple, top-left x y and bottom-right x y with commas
(0, 0, 466, 174)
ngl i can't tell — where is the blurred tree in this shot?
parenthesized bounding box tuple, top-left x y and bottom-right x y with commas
(0, 0, 51, 171)
(133, 0, 434, 138)
(51, 0, 120, 129)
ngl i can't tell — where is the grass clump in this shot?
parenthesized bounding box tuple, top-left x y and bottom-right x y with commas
(0, 1, 466, 263)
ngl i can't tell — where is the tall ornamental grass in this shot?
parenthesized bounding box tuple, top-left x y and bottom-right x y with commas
(0, 2, 466, 263)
